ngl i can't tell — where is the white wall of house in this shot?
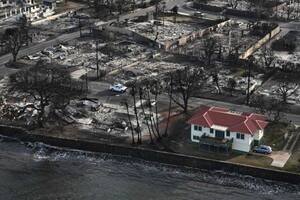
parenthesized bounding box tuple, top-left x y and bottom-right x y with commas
(191, 125, 212, 142)
(231, 133, 253, 152)
(190, 124, 259, 152)
(254, 130, 264, 141)
(0, 0, 35, 8)
(0, 1, 16, 8)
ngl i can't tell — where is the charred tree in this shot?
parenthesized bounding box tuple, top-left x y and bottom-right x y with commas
(9, 60, 85, 127)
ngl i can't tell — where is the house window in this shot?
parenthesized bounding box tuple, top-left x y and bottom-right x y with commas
(193, 135, 200, 140)
(241, 134, 245, 140)
(210, 128, 214, 134)
(236, 133, 245, 140)
(194, 125, 202, 131)
(226, 130, 230, 137)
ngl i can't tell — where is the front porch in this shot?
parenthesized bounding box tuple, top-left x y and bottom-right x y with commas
(198, 134, 233, 153)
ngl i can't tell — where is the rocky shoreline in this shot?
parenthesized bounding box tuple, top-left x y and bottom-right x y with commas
(0, 124, 300, 185)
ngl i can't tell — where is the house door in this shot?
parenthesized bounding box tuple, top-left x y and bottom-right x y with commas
(215, 130, 225, 139)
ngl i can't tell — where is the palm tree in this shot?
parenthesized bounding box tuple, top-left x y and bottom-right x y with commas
(130, 85, 142, 144)
(122, 100, 135, 145)
(164, 73, 173, 137)
(150, 80, 162, 139)
(138, 86, 154, 144)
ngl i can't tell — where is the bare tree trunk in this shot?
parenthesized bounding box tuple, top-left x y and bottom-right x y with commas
(139, 88, 154, 144)
(164, 75, 173, 137)
(37, 102, 45, 128)
(154, 91, 161, 139)
(132, 87, 142, 144)
(147, 88, 158, 139)
(96, 40, 99, 79)
(282, 92, 287, 104)
(183, 98, 188, 113)
(213, 73, 222, 94)
(125, 102, 135, 145)
(12, 53, 17, 62)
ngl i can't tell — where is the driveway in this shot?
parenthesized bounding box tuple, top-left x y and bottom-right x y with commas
(269, 151, 291, 168)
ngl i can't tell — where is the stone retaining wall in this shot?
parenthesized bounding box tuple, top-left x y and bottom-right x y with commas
(239, 25, 280, 59)
(95, 13, 229, 52)
(0, 125, 299, 185)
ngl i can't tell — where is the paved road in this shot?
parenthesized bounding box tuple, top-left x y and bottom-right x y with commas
(0, 31, 81, 66)
(181, 1, 223, 20)
(176, 96, 300, 125)
(0, 31, 82, 77)
(85, 80, 300, 126)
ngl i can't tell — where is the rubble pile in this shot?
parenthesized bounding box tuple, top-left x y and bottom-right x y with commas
(182, 21, 260, 58)
(257, 81, 300, 105)
(276, 2, 300, 20)
(66, 100, 160, 138)
(128, 20, 198, 43)
(22, 38, 157, 80)
(206, 0, 251, 11)
(205, 68, 263, 94)
(106, 61, 187, 84)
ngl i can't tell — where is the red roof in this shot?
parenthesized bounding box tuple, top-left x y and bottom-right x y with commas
(187, 106, 268, 135)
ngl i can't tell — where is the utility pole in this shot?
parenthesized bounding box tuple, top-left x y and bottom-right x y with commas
(228, 30, 232, 54)
(79, 17, 82, 37)
(86, 65, 88, 93)
(162, 2, 166, 28)
(78, 41, 88, 93)
(297, 0, 300, 18)
(246, 56, 254, 105)
(96, 39, 99, 79)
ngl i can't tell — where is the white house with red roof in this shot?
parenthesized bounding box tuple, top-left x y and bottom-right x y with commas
(187, 106, 268, 152)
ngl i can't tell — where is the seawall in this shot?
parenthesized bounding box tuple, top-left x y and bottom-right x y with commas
(0, 125, 299, 185)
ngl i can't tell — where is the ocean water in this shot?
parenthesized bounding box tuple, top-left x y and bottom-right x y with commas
(0, 137, 299, 200)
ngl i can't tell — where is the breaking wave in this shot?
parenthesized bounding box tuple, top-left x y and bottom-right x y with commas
(21, 140, 300, 195)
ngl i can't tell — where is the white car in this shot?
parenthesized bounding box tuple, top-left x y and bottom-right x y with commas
(194, 11, 204, 17)
(110, 84, 127, 93)
(27, 53, 42, 60)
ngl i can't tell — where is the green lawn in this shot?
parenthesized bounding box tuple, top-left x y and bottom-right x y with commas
(284, 152, 300, 173)
(261, 122, 290, 151)
(228, 154, 273, 168)
(232, 67, 247, 78)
